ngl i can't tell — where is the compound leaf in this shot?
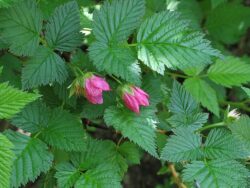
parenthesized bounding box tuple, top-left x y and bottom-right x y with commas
(137, 11, 221, 74)
(4, 130, 53, 188)
(0, 0, 42, 56)
(0, 82, 39, 119)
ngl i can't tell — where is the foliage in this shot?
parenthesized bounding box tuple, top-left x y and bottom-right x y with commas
(1, 0, 250, 187)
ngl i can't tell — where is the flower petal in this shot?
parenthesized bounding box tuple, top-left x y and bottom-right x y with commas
(134, 87, 149, 98)
(123, 93, 140, 114)
(85, 78, 102, 96)
(85, 91, 103, 104)
(91, 76, 111, 91)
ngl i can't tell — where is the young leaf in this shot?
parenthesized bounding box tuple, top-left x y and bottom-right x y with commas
(104, 106, 158, 157)
(137, 11, 221, 74)
(0, 134, 14, 188)
(11, 102, 87, 152)
(45, 1, 82, 51)
(0, 82, 39, 119)
(208, 57, 250, 87)
(4, 130, 53, 188)
(0, 0, 42, 56)
(184, 78, 219, 116)
(160, 128, 202, 162)
(22, 46, 68, 89)
(183, 160, 250, 188)
(204, 129, 248, 159)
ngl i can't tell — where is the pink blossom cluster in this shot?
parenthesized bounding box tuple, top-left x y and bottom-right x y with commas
(74, 74, 149, 114)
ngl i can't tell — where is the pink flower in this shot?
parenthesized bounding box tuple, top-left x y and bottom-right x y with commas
(84, 75, 111, 104)
(122, 86, 149, 114)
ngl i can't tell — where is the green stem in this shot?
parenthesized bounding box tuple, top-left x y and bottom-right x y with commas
(117, 137, 123, 147)
(33, 131, 42, 138)
(165, 72, 189, 79)
(110, 75, 123, 84)
(196, 122, 226, 132)
(220, 100, 250, 112)
(127, 43, 137, 47)
(40, 37, 47, 46)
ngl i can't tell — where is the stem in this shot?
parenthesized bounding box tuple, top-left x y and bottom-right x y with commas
(196, 122, 225, 132)
(117, 137, 123, 147)
(40, 37, 47, 46)
(165, 72, 189, 79)
(33, 131, 42, 138)
(220, 100, 250, 112)
(127, 43, 137, 47)
(110, 75, 123, 84)
(168, 163, 187, 188)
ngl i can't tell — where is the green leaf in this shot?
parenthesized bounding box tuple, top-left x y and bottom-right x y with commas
(137, 11, 221, 74)
(89, 41, 141, 85)
(4, 130, 53, 188)
(89, 0, 145, 85)
(183, 160, 250, 188)
(206, 3, 250, 44)
(168, 81, 208, 130)
(0, 54, 22, 88)
(208, 57, 250, 87)
(211, 0, 227, 9)
(0, 0, 42, 56)
(11, 102, 87, 152)
(45, 1, 82, 51)
(168, 112, 208, 130)
(184, 78, 219, 116)
(160, 128, 202, 162)
(229, 116, 250, 150)
(242, 87, 250, 97)
(0, 82, 39, 119)
(104, 106, 158, 157)
(166, 0, 202, 29)
(0, 0, 22, 8)
(75, 164, 122, 188)
(56, 139, 125, 187)
(168, 80, 198, 115)
(204, 129, 248, 159)
(0, 134, 14, 188)
(55, 163, 81, 188)
(71, 138, 127, 177)
(118, 142, 140, 165)
(92, 0, 145, 43)
(22, 46, 68, 89)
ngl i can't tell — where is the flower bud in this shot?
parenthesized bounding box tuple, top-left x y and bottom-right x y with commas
(122, 85, 149, 114)
(84, 74, 111, 104)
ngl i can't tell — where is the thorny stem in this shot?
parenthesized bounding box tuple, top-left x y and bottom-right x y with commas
(168, 163, 187, 188)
